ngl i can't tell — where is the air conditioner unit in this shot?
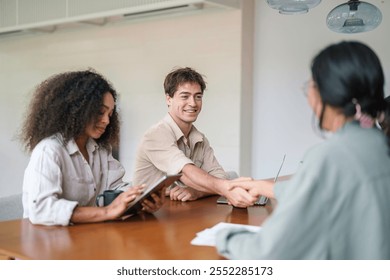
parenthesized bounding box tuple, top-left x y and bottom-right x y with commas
(0, 0, 240, 35)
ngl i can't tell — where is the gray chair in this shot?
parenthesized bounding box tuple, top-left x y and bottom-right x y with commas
(0, 193, 23, 221)
(226, 171, 239, 179)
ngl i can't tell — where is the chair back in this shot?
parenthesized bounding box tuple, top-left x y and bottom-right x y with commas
(0, 193, 23, 221)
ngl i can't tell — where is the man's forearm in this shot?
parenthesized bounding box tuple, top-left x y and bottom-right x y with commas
(180, 164, 225, 195)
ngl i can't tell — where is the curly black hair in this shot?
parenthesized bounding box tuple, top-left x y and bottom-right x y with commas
(20, 69, 120, 152)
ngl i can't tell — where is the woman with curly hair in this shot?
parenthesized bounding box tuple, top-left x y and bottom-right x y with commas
(20, 69, 164, 226)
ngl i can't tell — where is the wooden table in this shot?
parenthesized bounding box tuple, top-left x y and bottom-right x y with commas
(0, 196, 275, 260)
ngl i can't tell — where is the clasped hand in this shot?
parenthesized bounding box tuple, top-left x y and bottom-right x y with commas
(223, 177, 264, 208)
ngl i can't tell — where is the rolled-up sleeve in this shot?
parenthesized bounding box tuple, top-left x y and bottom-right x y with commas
(196, 136, 228, 179)
(23, 144, 78, 226)
(143, 128, 193, 175)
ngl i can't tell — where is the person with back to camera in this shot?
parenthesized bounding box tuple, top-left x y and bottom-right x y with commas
(20, 69, 164, 226)
(215, 41, 390, 259)
(132, 67, 256, 207)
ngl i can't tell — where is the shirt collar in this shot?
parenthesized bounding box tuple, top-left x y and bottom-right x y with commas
(163, 113, 204, 145)
(56, 133, 99, 155)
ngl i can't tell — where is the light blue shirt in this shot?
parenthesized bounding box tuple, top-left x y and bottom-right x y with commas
(216, 122, 390, 259)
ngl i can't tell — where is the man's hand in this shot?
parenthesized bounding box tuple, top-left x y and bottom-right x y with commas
(168, 185, 210, 201)
(218, 177, 259, 208)
(225, 178, 276, 204)
(222, 186, 258, 208)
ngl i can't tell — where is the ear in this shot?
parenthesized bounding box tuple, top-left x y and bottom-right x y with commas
(165, 94, 171, 107)
(314, 92, 324, 119)
(308, 88, 323, 119)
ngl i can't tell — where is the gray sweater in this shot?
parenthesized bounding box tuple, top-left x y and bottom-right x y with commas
(216, 121, 390, 259)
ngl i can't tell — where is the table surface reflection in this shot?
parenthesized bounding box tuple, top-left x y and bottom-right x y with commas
(0, 195, 276, 260)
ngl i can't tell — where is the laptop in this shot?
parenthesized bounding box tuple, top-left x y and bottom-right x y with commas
(255, 154, 286, 205)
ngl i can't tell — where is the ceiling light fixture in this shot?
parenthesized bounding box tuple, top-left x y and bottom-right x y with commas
(266, 0, 322, 15)
(326, 0, 382, 33)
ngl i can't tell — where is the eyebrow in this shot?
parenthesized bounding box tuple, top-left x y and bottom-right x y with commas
(101, 104, 114, 111)
(178, 91, 203, 95)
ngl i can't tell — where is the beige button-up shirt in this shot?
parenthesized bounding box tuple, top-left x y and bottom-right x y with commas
(132, 114, 228, 187)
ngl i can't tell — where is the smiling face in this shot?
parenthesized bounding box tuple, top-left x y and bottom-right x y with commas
(166, 82, 203, 135)
(85, 92, 115, 140)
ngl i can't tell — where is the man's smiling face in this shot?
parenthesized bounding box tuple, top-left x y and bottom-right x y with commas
(166, 82, 203, 130)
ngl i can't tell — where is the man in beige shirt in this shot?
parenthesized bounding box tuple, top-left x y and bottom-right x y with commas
(132, 67, 255, 207)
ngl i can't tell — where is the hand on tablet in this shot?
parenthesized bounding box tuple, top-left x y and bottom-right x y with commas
(106, 185, 145, 219)
(141, 188, 166, 213)
(123, 175, 182, 216)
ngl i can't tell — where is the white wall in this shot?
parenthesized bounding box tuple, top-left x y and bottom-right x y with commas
(252, 0, 390, 179)
(0, 8, 242, 196)
(1, 0, 389, 197)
